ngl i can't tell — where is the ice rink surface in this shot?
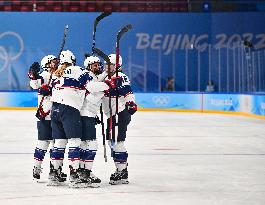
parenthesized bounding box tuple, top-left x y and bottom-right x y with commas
(0, 110, 264, 205)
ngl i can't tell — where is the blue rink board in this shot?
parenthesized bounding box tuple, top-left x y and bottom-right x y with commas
(0, 91, 264, 117)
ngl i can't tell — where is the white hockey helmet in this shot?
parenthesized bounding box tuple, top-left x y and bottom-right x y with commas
(41, 55, 57, 69)
(84, 56, 100, 68)
(59, 50, 76, 65)
(106, 54, 122, 66)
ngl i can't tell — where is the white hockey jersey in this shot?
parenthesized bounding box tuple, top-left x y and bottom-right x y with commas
(30, 70, 52, 120)
(80, 71, 106, 117)
(101, 72, 135, 118)
(50, 66, 109, 111)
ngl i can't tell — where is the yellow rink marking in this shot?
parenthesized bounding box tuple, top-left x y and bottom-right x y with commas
(0, 107, 264, 120)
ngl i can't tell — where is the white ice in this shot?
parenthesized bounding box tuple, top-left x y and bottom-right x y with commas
(0, 110, 265, 205)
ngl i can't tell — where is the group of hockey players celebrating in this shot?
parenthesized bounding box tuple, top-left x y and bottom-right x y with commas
(28, 49, 137, 188)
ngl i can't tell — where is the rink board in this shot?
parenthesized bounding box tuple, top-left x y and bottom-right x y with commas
(0, 91, 264, 119)
(0, 91, 38, 108)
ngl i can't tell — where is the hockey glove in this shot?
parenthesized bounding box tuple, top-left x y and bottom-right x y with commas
(105, 76, 121, 89)
(105, 78, 116, 89)
(115, 76, 123, 87)
(28, 62, 40, 80)
(95, 115, 101, 125)
(38, 84, 51, 96)
(36, 105, 50, 120)
(126, 101, 137, 115)
(104, 89, 109, 96)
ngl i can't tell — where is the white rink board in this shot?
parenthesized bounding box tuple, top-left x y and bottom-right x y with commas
(0, 110, 265, 205)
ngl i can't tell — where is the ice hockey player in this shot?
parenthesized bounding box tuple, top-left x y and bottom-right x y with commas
(78, 55, 107, 188)
(102, 54, 137, 185)
(48, 50, 117, 188)
(28, 55, 66, 182)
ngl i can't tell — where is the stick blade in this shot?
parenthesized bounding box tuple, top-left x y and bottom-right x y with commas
(84, 53, 91, 58)
(94, 12, 112, 32)
(117, 24, 133, 41)
(92, 47, 110, 64)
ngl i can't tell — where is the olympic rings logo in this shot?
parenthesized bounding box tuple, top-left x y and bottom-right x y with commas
(0, 31, 24, 73)
(152, 96, 170, 106)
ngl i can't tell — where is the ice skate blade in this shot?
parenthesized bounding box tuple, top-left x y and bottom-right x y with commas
(61, 178, 67, 182)
(48, 177, 67, 182)
(68, 182, 89, 189)
(88, 183, 101, 188)
(47, 180, 64, 186)
(33, 178, 40, 183)
(109, 179, 129, 185)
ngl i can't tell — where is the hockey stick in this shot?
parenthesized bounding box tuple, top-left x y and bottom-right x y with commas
(92, 12, 112, 54)
(99, 105, 107, 162)
(92, 47, 113, 162)
(84, 12, 111, 57)
(113, 24, 133, 142)
(36, 25, 69, 120)
(91, 12, 112, 162)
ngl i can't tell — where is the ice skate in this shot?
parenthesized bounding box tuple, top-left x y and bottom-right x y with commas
(68, 167, 89, 188)
(33, 166, 42, 181)
(88, 172, 101, 188)
(79, 168, 101, 188)
(109, 168, 129, 185)
(47, 164, 66, 186)
(58, 166, 67, 181)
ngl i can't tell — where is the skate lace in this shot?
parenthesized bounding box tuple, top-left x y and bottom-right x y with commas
(113, 171, 122, 178)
